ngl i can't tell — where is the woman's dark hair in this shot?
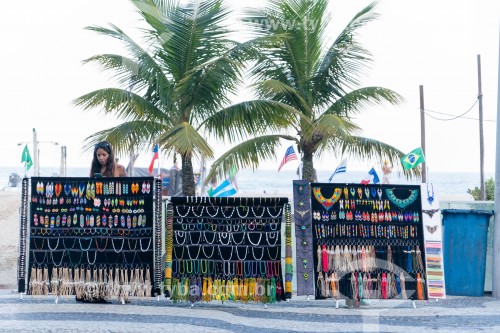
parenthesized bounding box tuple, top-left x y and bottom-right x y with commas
(89, 141, 116, 177)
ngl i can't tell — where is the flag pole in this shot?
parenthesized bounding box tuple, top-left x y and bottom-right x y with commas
(156, 143, 160, 178)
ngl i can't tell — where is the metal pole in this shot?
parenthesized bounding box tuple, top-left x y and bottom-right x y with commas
(419, 85, 427, 183)
(59, 146, 67, 177)
(32, 128, 38, 177)
(493, 28, 500, 298)
(478, 54, 486, 200)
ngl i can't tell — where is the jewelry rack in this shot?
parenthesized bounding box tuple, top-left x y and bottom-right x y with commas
(298, 183, 428, 305)
(21, 176, 157, 303)
(165, 196, 292, 305)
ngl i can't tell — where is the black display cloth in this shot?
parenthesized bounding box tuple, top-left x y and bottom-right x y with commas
(310, 183, 426, 300)
(27, 176, 155, 295)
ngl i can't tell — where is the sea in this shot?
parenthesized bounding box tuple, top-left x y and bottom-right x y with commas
(1, 166, 493, 202)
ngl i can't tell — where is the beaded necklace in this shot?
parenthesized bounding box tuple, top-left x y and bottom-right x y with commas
(173, 245, 184, 260)
(235, 246, 248, 260)
(111, 238, 124, 253)
(231, 232, 245, 245)
(266, 246, 279, 261)
(218, 232, 231, 245)
(201, 245, 215, 259)
(385, 189, 419, 209)
(426, 183, 435, 205)
(86, 250, 97, 266)
(247, 232, 262, 246)
(50, 250, 65, 267)
(251, 247, 264, 260)
(186, 245, 201, 260)
(265, 231, 279, 247)
(312, 187, 342, 211)
(140, 238, 151, 252)
(218, 246, 233, 261)
(205, 206, 219, 217)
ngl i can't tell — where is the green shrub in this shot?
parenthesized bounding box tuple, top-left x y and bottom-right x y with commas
(467, 177, 495, 200)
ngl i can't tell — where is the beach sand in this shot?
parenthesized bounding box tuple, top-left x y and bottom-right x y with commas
(0, 190, 22, 290)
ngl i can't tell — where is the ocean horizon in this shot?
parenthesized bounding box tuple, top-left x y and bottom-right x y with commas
(1, 166, 491, 201)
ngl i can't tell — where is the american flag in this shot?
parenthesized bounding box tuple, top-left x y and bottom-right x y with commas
(278, 145, 298, 172)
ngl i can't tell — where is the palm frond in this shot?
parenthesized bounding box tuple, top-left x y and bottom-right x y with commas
(312, 2, 379, 106)
(203, 100, 309, 142)
(333, 135, 421, 179)
(205, 134, 296, 183)
(73, 88, 171, 126)
(324, 87, 404, 119)
(157, 122, 213, 159)
(83, 120, 165, 156)
(250, 79, 313, 116)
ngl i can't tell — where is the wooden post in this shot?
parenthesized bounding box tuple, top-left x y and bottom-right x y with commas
(419, 85, 427, 183)
(478, 54, 486, 200)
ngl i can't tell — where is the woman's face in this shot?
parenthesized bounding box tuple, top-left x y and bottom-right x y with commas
(96, 148, 110, 166)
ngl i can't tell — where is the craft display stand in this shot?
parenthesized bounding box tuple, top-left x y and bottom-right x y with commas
(294, 182, 428, 305)
(420, 183, 446, 300)
(18, 177, 163, 303)
(164, 197, 293, 306)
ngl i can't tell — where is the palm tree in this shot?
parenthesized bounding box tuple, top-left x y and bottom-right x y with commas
(74, 0, 282, 195)
(206, 0, 419, 183)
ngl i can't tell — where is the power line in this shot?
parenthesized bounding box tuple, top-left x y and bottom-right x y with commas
(423, 98, 488, 121)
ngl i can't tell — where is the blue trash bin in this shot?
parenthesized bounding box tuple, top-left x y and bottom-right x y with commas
(441, 209, 494, 296)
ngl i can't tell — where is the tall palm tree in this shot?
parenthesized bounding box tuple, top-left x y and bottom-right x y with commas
(74, 0, 288, 195)
(206, 0, 418, 183)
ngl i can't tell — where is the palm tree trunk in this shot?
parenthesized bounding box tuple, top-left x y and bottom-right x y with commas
(181, 155, 196, 196)
(302, 151, 316, 183)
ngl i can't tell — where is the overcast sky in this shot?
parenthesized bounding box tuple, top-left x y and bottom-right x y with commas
(1, 0, 499, 173)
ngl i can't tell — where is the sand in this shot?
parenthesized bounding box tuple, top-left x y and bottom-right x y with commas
(0, 190, 23, 290)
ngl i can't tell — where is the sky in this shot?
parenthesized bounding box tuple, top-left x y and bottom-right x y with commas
(1, 0, 499, 174)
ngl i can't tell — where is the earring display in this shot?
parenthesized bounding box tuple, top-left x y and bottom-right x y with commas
(308, 183, 427, 301)
(25, 176, 155, 301)
(165, 196, 291, 304)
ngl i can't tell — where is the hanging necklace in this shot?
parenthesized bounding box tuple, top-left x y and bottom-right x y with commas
(427, 183, 435, 205)
(231, 232, 245, 245)
(385, 189, 419, 209)
(422, 208, 440, 218)
(251, 247, 264, 260)
(201, 245, 215, 258)
(235, 246, 248, 260)
(312, 187, 342, 211)
(140, 238, 151, 252)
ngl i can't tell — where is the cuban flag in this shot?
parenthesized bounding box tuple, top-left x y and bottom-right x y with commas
(360, 167, 380, 185)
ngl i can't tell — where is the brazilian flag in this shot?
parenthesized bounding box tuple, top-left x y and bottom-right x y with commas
(401, 147, 425, 170)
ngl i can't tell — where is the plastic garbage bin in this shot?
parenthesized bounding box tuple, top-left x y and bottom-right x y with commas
(441, 209, 494, 296)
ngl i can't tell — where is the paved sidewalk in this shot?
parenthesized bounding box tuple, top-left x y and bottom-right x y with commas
(0, 290, 499, 333)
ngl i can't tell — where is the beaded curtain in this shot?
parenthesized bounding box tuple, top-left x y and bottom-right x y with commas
(26, 177, 155, 301)
(310, 183, 427, 301)
(165, 196, 292, 304)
